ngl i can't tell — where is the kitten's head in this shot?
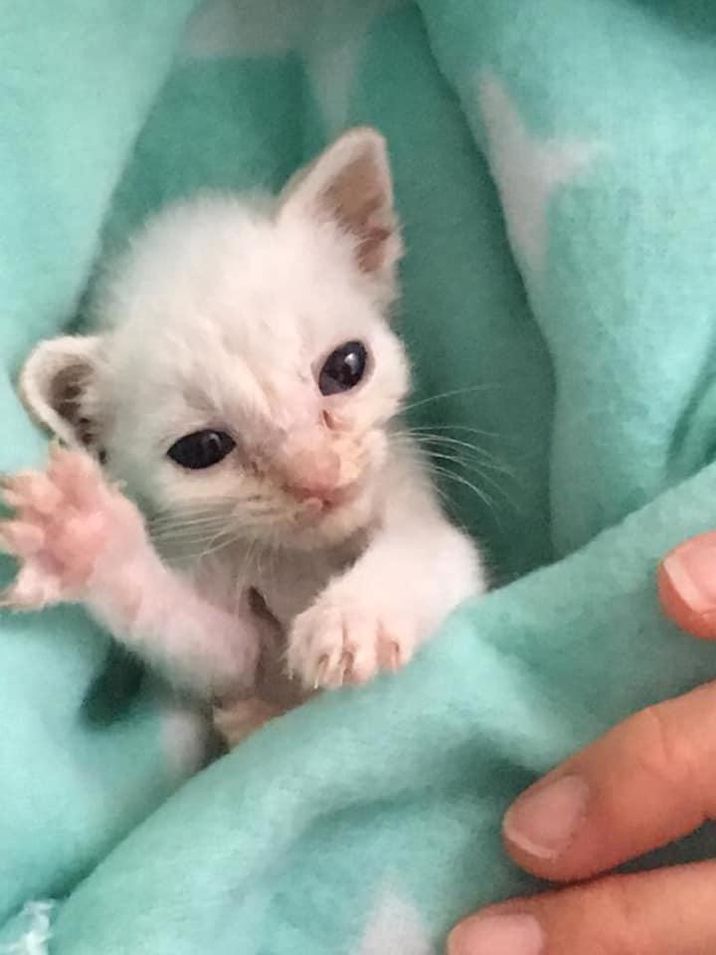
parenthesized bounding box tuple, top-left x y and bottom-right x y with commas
(20, 128, 410, 552)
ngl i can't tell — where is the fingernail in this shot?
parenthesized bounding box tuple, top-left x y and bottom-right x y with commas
(448, 914, 543, 955)
(503, 774, 588, 860)
(661, 543, 716, 614)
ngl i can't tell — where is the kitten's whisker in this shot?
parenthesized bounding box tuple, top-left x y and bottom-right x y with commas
(402, 428, 504, 460)
(426, 460, 500, 522)
(400, 384, 499, 415)
(193, 529, 237, 563)
(150, 500, 237, 520)
(392, 430, 521, 512)
(151, 535, 239, 557)
(150, 522, 231, 544)
(402, 433, 512, 475)
(151, 507, 230, 520)
(394, 426, 507, 461)
(418, 447, 517, 515)
(405, 423, 500, 439)
(151, 529, 215, 543)
(244, 539, 258, 578)
(149, 514, 231, 534)
(152, 497, 294, 532)
(168, 524, 240, 560)
(156, 522, 234, 543)
(419, 449, 493, 486)
(239, 511, 288, 526)
(426, 472, 477, 532)
(151, 519, 230, 537)
(420, 448, 517, 501)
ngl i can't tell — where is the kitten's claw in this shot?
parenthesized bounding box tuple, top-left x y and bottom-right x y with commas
(313, 655, 330, 690)
(385, 639, 401, 672)
(287, 587, 417, 690)
(341, 648, 355, 684)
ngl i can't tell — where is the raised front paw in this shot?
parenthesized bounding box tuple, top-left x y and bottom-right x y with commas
(0, 445, 146, 610)
(287, 584, 418, 690)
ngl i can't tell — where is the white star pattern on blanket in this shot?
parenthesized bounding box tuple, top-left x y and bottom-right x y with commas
(1, 902, 54, 955)
(182, 0, 303, 58)
(356, 886, 435, 955)
(183, 0, 406, 63)
(183, 0, 406, 135)
(305, 0, 407, 134)
(184, 0, 408, 137)
(479, 73, 601, 274)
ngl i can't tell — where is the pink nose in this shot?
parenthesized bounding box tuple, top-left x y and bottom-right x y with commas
(283, 447, 341, 502)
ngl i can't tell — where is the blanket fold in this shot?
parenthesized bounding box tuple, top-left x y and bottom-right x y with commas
(3, 1, 716, 952)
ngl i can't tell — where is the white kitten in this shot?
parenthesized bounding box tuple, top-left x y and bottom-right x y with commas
(2, 128, 486, 741)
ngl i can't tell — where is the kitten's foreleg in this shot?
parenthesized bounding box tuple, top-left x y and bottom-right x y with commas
(0, 447, 258, 695)
(288, 486, 485, 689)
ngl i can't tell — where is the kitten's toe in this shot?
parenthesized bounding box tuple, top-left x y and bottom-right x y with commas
(0, 520, 45, 557)
(377, 631, 408, 671)
(341, 618, 379, 684)
(313, 654, 331, 690)
(287, 606, 349, 689)
(1, 471, 63, 517)
(0, 564, 62, 610)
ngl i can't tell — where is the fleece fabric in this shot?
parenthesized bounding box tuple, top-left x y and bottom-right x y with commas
(2, 1, 716, 951)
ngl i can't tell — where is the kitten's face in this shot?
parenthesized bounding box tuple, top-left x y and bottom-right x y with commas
(20, 129, 409, 552)
(103, 200, 409, 550)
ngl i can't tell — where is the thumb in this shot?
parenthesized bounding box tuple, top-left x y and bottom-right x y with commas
(659, 531, 716, 640)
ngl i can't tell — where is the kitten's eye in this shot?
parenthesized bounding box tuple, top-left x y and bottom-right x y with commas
(318, 340, 369, 395)
(167, 430, 235, 470)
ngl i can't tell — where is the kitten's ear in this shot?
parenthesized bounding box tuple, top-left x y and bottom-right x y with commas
(280, 127, 402, 288)
(18, 335, 105, 451)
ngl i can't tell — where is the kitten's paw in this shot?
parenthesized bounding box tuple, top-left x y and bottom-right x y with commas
(0, 446, 146, 610)
(287, 585, 417, 690)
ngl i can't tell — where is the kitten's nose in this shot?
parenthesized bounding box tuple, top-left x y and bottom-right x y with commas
(283, 447, 341, 503)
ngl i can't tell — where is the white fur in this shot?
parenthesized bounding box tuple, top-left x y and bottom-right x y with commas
(9, 128, 486, 737)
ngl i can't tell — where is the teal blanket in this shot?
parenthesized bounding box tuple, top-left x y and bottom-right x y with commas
(4, 1, 716, 951)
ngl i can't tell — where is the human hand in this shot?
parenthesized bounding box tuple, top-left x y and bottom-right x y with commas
(448, 532, 716, 954)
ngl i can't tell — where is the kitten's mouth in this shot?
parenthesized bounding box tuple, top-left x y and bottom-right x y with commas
(296, 481, 362, 522)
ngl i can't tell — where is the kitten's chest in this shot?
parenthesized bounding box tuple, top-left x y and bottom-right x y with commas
(189, 539, 362, 625)
(252, 552, 338, 624)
